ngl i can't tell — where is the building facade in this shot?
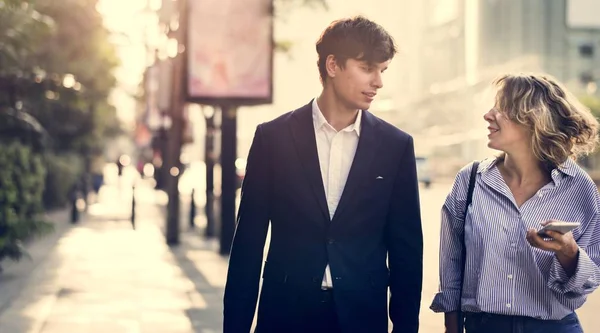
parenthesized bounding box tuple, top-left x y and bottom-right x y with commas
(393, 0, 600, 176)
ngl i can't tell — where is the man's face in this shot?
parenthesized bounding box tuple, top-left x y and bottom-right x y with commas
(328, 57, 390, 111)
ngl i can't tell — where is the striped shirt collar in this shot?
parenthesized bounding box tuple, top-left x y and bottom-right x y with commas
(478, 156, 579, 186)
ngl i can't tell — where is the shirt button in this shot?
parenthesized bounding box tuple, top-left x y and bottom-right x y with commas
(506, 303, 512, 308)
(511, 243, 516, 247)
(508, 274, 513, 279)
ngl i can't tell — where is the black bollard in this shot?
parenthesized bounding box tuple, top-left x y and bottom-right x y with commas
(70, 184, 80, 224)
(131, 184, 136, 230)
(71, 194, 79, 224)
(190, 188, 196, 229)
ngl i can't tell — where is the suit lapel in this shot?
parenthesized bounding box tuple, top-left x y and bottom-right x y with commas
(331, 111, 381, 224)
(290, 101, 330, 222)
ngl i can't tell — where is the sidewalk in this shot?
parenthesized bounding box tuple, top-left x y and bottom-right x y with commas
(0, 182, 229, 333)
(0, 208, 72, 316)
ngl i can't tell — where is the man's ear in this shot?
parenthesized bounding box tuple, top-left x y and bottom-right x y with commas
(325, 54, 338, 79)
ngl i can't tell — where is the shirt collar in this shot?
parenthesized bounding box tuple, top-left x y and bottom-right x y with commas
(555, 158, 577, 177)
(479, 156, 577, 186)
(312, 98, 362, 136)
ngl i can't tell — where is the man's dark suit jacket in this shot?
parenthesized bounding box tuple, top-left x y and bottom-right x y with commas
(223, 101, 423, 333)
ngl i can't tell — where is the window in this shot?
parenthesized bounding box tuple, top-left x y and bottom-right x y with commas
(580, 71, 594, 84)
(579, 44, 594, 57)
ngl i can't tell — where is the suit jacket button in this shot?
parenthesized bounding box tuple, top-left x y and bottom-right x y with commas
(328, 239, 335, 244)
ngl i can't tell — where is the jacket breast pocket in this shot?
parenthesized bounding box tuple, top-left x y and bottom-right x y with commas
(358, 175, 394, 207)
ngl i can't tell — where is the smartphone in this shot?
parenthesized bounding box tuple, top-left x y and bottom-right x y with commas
(537, 221, 580, 238)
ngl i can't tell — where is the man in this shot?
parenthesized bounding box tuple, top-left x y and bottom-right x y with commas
(223, 16, 423, 333)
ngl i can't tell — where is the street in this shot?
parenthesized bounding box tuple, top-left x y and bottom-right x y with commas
(4, 0, 600, 332)
(0, 180, 599, 332)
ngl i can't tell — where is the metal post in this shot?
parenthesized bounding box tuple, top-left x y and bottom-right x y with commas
(164, 0, 187, 246)
(220, 104, 237, 255)
(131, 184, 136, 230)
(70, 194, 79, 224)
(190, 188, 196, 228)
(70, 183, 80, 224)
(205, 112, 216, 237)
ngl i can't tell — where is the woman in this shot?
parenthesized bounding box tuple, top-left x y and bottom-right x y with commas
(430, 73, 600, 333)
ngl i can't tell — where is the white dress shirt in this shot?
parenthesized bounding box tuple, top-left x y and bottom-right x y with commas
(312, 98, 361, 288)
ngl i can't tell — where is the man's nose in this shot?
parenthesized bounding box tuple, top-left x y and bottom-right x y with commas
(372, 73, 383, 89)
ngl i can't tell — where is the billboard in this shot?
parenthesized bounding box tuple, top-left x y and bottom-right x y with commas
(567, 0, 600, 29)
(186, 0, 274, 105)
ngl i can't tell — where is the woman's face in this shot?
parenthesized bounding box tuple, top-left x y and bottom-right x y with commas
(483, 106, 531, 154)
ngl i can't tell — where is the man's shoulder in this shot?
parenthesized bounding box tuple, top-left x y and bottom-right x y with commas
(366, 111, 412, 143)
(258, 102, 311, 132)
(261, 110, 295, 128)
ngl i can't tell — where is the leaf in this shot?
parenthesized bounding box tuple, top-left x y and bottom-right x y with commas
(0, 142, 50, 262)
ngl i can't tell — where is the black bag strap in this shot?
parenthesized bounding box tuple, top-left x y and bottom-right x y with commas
(463, 161, 479, 221)
(458, 161, 479, 333)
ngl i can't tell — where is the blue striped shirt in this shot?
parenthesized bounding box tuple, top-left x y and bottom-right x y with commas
(430, 157, 600, 320)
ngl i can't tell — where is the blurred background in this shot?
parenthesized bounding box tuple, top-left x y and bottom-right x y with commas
(1, 0, 600, 332)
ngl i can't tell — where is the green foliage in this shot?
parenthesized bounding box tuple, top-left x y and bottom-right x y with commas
(0, 0, 121, 156)
(580, 95, 600, 120)
(0, 0, 54, 74)
(33, 0, 120, 100)
(42, 153, 84, 209)
(0, 107, 48, 152)
(0, 142, 53, 263)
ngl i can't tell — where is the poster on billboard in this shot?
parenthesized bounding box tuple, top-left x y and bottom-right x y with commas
(567, 0, 600, 29)
(186, 0, 273, 106)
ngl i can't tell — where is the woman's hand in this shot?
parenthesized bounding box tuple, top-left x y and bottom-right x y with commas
(526, 220, 580, 276)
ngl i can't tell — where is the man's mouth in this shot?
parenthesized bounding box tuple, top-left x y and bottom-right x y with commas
(363, 92, 376, 98)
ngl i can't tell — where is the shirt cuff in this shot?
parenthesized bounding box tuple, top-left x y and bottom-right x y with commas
(430, 290, 460, 313)
(548, 248, 599, 297)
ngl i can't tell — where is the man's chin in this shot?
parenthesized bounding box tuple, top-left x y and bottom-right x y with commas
(353, 100, 372, 111)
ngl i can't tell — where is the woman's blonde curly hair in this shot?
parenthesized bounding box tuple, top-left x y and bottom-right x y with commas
(493, 73, 599, 168)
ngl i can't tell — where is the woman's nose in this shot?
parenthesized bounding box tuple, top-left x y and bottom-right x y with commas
(483, 109, 494, 121)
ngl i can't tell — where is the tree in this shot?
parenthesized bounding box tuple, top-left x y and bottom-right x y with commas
(0, 0, 53, 76)
(0, 141, 53, 269)
(1, 0, 121, 153)
(31, 0, 121, 150)
(1, 0, 123, 210)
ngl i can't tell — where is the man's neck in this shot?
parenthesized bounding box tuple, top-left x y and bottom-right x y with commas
(316, 90, 360, 132)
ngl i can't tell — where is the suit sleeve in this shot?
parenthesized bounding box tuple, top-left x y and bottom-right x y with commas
(223, 124, 271, 333)
(386, 136, 423, 333)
